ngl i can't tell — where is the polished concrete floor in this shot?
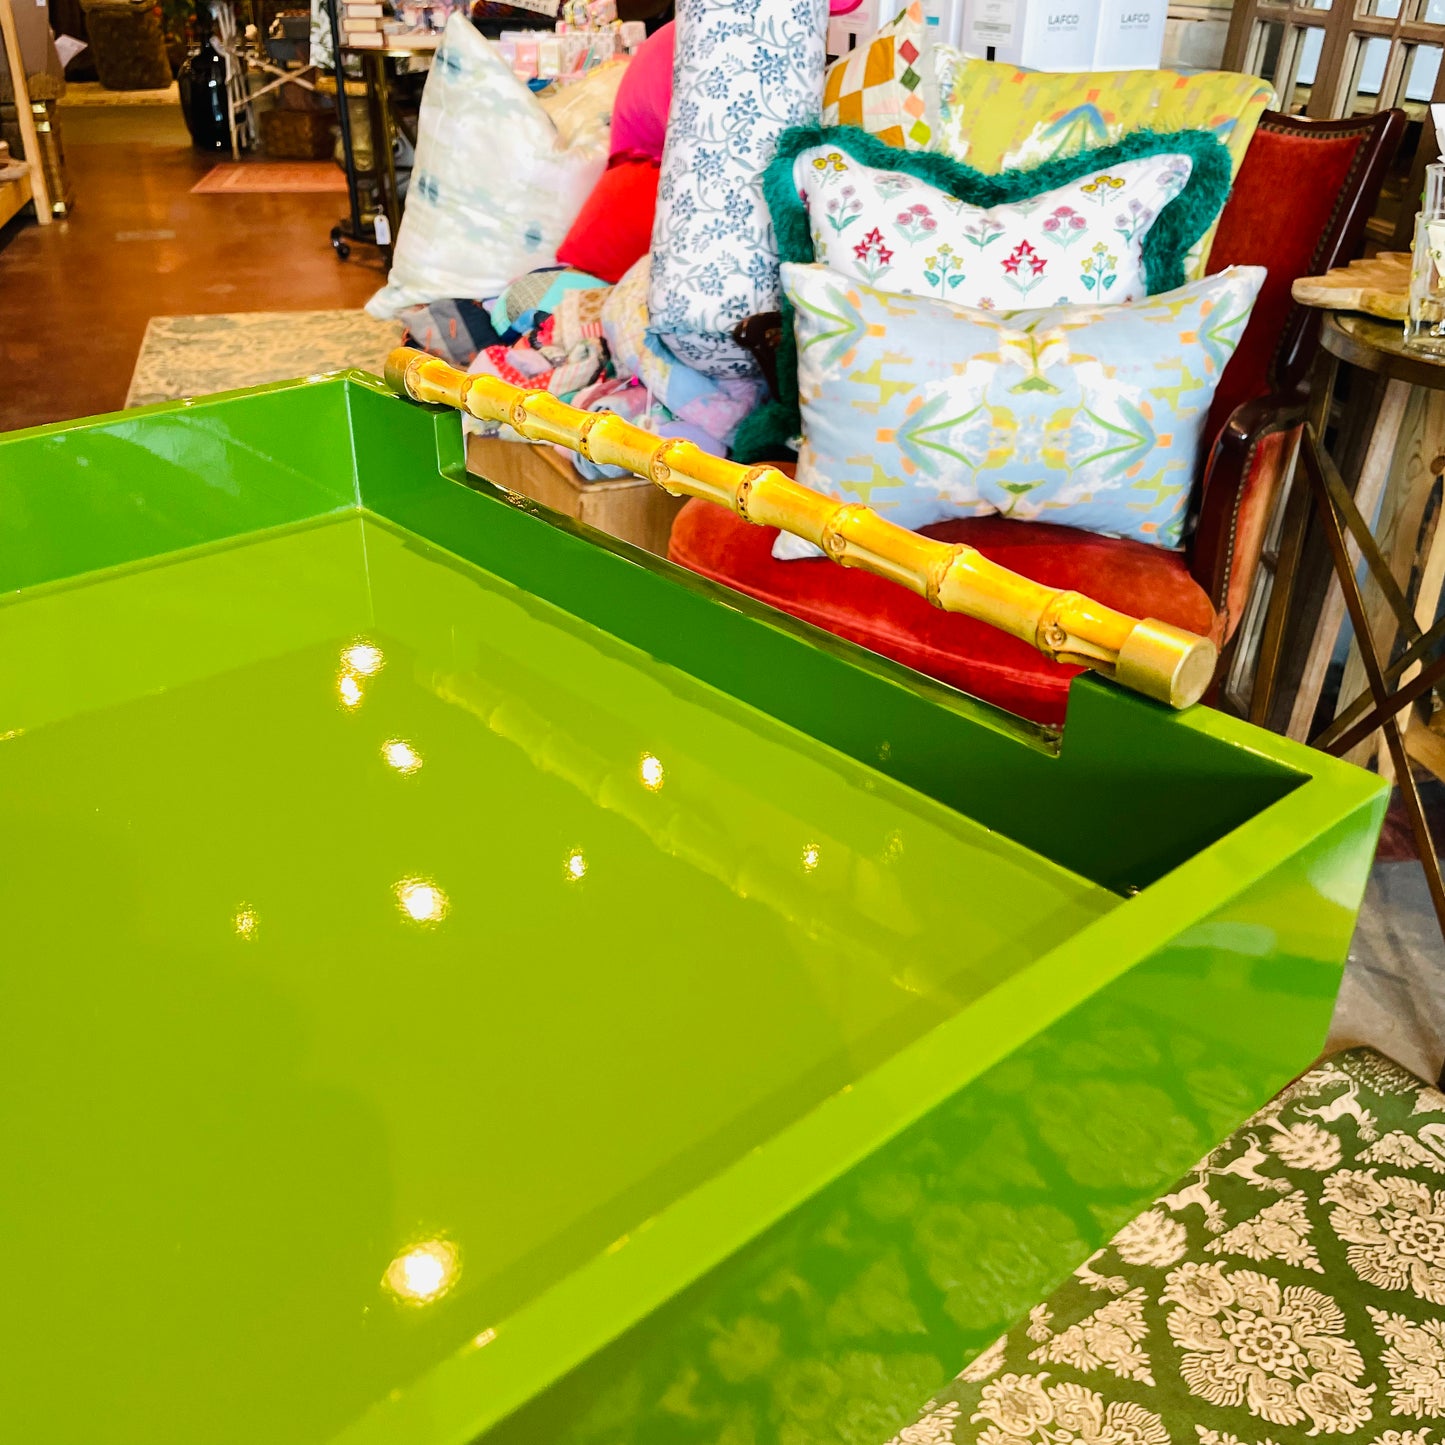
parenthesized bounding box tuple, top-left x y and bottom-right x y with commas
(0, 103, 380, 433)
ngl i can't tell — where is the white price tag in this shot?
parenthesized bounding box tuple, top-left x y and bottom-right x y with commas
(373, 212, 392, 247)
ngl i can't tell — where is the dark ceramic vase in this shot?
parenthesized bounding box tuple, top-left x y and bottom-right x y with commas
(177, 42, 229, 154)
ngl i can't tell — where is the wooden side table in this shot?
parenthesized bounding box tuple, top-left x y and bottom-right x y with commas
(1260, 312, 1445, 934)
(1289, 317, 1445, 753)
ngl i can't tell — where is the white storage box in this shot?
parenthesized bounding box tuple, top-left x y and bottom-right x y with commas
(961, 0, 1103, 73)
(1093, 0, 1166, 70)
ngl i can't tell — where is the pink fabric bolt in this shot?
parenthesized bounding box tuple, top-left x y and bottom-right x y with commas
(608, 21, 674, 161)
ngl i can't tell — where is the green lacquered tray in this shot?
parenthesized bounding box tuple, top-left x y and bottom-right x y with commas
(0, 375, 1386, 1445)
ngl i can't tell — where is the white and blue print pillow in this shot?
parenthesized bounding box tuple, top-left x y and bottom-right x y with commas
(367, 16, 606, 319)
(776, 261, 1266, 558)
(648, 0, 828, 378)
(794, 146, 1193, 309)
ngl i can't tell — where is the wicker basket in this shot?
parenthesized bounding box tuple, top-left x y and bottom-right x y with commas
(79, 0, 172, 91)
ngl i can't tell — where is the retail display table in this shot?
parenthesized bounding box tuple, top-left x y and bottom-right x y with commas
(0, 372, 1387, 1445)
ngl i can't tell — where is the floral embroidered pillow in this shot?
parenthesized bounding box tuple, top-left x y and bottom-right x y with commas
(795, 146, 1195, 310)
(737, 125, 1233, 462)
(776, 261, 1265, 559)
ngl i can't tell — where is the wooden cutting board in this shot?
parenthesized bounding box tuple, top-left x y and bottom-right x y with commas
(1292, 252, 1411, 320)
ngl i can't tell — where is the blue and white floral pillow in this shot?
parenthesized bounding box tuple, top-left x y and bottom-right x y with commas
(647, 0, 828, 379)
(793, 146, 1194, 309)
(776, 262, 1265, 558)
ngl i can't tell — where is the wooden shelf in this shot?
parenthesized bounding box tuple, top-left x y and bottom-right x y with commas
(0, 165, 34, 230)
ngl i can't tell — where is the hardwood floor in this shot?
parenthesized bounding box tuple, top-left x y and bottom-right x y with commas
(0, 104, 381, 433)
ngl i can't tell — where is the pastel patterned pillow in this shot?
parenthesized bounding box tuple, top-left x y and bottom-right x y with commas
(777, 262, 1265, 558)
(735, 126, 1232, 461)
(931, 52, 1275, 277)
(821, 1, 936, 152)
(793, 144, 1198, 309)
(648, 0, 828, 379)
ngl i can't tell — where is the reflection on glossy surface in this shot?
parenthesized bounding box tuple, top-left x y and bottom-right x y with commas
(382, 738, 423, 775)
(639, 753, 664, 792)
(337, 670, 363, 709)
(233, 906, 257, 941)
(0, 514, 1114, 1445)
(801, 843, 821, 872)
(342, 640, 385, 677)
(385, 1240, 460, 1304)
(395, 877, 449, 924)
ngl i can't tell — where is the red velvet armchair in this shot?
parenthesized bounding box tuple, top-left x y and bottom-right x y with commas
(667, 110, 1405, 727)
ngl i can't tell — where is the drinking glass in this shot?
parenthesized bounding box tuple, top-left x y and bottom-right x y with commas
(1406, 163, 1445, 354)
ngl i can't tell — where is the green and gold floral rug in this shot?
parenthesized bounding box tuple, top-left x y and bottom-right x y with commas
(897, 1048, 1445, 1445)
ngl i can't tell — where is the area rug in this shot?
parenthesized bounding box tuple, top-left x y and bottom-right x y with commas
(58, 81, 180, 107)
(125, 310, 400, 408)
(192, 162, 347, 195)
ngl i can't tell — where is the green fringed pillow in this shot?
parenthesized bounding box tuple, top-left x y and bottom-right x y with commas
(735, 125, 1234, 462)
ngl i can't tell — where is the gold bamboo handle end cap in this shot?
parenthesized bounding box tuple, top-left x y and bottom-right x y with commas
(1114, 619, 1218, 710)
(385, 346, 428, 397)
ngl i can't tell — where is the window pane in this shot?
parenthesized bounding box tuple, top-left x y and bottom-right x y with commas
(1361, 0, 1403, 17)
(1405, 43, 1444, 110)
(1342, 34, 1401, 114)
(1284, 25, 1328, 114)
(1246, 19, 1287, 81)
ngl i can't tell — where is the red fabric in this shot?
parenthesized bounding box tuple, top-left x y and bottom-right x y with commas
(669, 500, 1220, 727)
(556, 158, 661, 285)
(608, 21, 673, 161)
(1204, 123, 1365, 440)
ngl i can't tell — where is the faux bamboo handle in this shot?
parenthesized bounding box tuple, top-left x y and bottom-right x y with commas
(385, 347, 1217, 711)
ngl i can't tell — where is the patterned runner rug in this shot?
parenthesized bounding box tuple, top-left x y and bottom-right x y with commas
(125, 310, 399, 408)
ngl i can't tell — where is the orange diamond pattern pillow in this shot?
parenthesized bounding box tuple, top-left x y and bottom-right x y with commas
(821, 2, 936, 152)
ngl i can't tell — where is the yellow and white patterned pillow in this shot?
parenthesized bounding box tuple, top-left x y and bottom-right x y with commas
(930, 51, 1275, 274)
(821, 2, 938, 152)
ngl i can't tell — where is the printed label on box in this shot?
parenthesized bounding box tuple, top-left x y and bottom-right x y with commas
(965, 0, 1017, 46)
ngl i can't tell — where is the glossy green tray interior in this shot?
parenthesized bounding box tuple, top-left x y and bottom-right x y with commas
(0, 376, 1387, 1445)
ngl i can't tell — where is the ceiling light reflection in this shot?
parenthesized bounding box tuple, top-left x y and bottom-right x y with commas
(565, 850, 588, 882)
(234, 906, 258, 941)
(802, 843, 820, 872)
(639, 754, 664, 791)
(342, 641, 385, 677)
(395, 877, 449, 924)
(382, 739, 423, 775)
(383, 1239, 459, 1304)
(338, 671, 364, 709)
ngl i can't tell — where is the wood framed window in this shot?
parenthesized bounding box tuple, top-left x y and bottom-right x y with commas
(1224, 0, 1445, 239)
